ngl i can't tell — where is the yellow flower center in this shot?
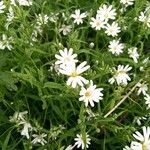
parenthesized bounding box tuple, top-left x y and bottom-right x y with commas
(64, 57, 70, 62)
(104, 13, 108, 18)
(96, 21, 101, 26)
(71, 71, 78, 77)
(113, 46, 117, 51)
(109, 28, 113, 33)
(117, 71, 126, 75)
(142, 143, 146, 150)
(85, 91, 92, 97)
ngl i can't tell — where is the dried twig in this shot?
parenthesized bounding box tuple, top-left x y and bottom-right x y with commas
(104, 80, 142, 118)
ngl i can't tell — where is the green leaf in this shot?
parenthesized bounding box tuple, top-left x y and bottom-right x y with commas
(43, 82, 63, 90)
(2, 131, 11, 150)
(0, 72, 18, 91)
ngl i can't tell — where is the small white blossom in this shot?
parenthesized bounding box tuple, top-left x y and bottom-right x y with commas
(131, 126, 150, 150)
(85, 108, 96, 120)
(71, 9, 87, 25)
(36, 14, 49, 26)
(79, 80, 103, 107)
(144, 94, 150, 109)
(90, 15, 106, 30)
(97, 4, 117, 22)
(65, 144, 75, 150)
(9, 111, 28, 123)
(140, 57, 150, 71)
(31, 25, 43, 42)
(146, 2, 150, 12)
(109, 65, 132, 86)
(89, 42, 94, 48)
(108, 40, 124, 56)
(128, 47, 139, 63)
(74, 133, 91, 149)
(18, 0, 32, 6)
(10, 0, 17, 6)
(19, 121, 32, 139)
(49, 125, 65, 140)
(120, 0, 135, 7)
(0, 34, 13, 50)
(139, 12, 147, 22)
(49, 13, 59, 23)
(59, 25, 72, 35)
(123, 146, 131, 150)
(32, 133, 47, 145)
(138, 11, 150, 28)
(105, 22, 121, 37)
(134, 116, 147, 126)
(0, 1, 5, 13)
(50, 63, 61, 75)
(120, 7, 127, 13)
(59, 61, 90, 88)
(5, 7, 15, 30)
(55, 48, 78, 68)
(137, 82, 148, 96)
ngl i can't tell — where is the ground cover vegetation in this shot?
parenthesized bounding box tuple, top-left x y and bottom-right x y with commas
(0, 0, 150, 149)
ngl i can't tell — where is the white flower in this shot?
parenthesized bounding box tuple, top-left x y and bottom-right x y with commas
(55, 48, 78, 67)
(123, 146, 131, 150)
(79, 80, 103, 107)
(10, 0, 17, 6)
(71, 9, 87, 25)
(5, 7, 15, 30)
(0, 34, 13, 50)
(144, 94, 150, 109)
(90, 15, 106, 30)
(120, 0, 135, 7)
(138, 11, 150, 28)
(128, 47, 139, 63)
(120, 7, 127, 13)
(31, 25, 43, 42)
(0, 1, 5, 14)
(49, 125, 65, 140)
(65, 144, 75, 150)
(89, 42, 94, 48)
(138, 12, 147, 22)
(59, 25, 72, 35)
(32, 133, 47, 145)
(109, 65, 132, 86)
(59, 61, 90, 88)
(140, 57, 150, 71)
(134, 116, 147, 126)
(146, 2, 150, 12)
(131, 126, 150, 150)
(108, 40, 124, 56)
(49, 12, 59, 23)
(105, 22, 121, 37)
(137, 82, 148, 96)
(85, 108, 96, 120)
(19, 121, 32, 139)
(130, 141, 143, 150)
(36, 14, 49, 26)
(9, 111, 28, 123)
(18, 0, 32, 6)
(97, 4, 117, 22)
(74, 133, 91, 149)
(50, 63, 61, 75)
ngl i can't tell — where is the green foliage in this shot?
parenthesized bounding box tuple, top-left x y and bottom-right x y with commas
(0, 0, 150, 150)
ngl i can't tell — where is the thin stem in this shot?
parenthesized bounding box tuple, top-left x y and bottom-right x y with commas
(104, 79, 142, 118)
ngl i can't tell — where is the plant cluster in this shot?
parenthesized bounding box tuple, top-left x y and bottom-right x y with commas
(0, 0, 150, 150)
